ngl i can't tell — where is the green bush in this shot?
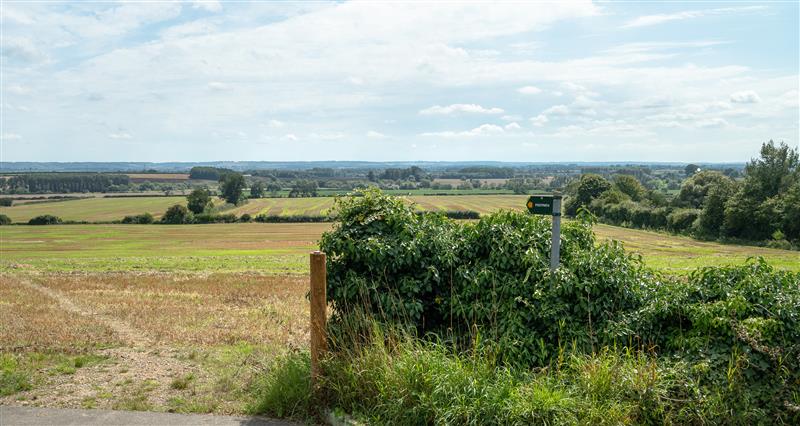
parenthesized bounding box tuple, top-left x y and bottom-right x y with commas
(620, 260, 800, 422)
(194, 213, 238, 224)
(161, 205, 193, 224)
(666, 208, 700, 233)
(121, 212, 154, 224)
(311, 191, 800, 422)
(254, 214, 329, 223)
(0, 214, 11, 225)
(321, 190, 653, 365)
(28, 214, 62, 225)
(0, 198, 12, 207)
(239, 213, 252, 223)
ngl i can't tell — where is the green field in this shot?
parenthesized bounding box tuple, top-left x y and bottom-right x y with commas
(1, 222, 797, 274)
(0, 194, 530, 223)
(0, 196, 187, 223)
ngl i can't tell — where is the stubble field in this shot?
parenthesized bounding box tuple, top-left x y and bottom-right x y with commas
(1, 197, 798, 415)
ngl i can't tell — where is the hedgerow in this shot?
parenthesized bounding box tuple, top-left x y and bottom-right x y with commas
(315, 189, 800, 422)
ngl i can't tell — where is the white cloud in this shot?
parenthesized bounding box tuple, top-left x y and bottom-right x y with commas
(207, 82, 230, 91)
(622, 6, 766, 29)
(366, 130, 386, 138)
(108, 132, 132, 140)
(504, 122, 521, 130)
(6, 85, 31, 95)
(267, 119, 285, 128)
(530, 114, 549, 127)
(543, 105, 570, 115)
(1, 37, 46, 62)
(730, 90, 761, 104)
(501, 115, 522, 122)
(517, 86, 542, 95)
(192, 1, 223, 13)
(419, 104, 504, 115)
(694, 118, 730, 128)
(1, 133, 23, 141)
(161, 20, 218, 39)
(283, 134, 298, 141)
(421, 123, 505, 138)
(310, 132, 346, 140)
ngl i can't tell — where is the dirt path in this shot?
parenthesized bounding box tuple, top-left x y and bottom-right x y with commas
(3, 278, 203, 411)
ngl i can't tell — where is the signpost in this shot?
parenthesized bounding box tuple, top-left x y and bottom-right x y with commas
(526, 194, 562, 271)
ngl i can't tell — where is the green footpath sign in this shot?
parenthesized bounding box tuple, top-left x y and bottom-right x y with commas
(526, 193, 563, 271)
(526, 195, 555, 215)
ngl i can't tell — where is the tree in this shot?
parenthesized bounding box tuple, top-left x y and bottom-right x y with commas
(684, 164, 700, 176)
(697, 178, 738, 237)
(0, 214, 11, 225)
(219, 173, 246, 205)
(0, 198, 12, 207)
(250, 181, 265, 198)
(161, 204, 193, 224)
(267, 183, 282, 197)
(677, 171, 733, 209)
(367, 170, 376, 182)
(186, 188, 212, 214)
(289, 180, 318, 197)
(741, 140, 798, 200)
(566, 174, 611, 215)
(723, 141, 799, 241)
(613, 175, 646, 201)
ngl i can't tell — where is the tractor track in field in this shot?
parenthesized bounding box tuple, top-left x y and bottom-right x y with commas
(3, 277, 203, 411)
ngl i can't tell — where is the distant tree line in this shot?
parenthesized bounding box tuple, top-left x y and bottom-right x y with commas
(188, 166, 235, 180)
(0, 173, 130, 194)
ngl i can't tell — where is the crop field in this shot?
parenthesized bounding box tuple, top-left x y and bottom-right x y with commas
(1, 220, 798, 414)
(1, 222, 797, 274)
(0, 273, 308, 413)
(0, 194, 529, 223)
(0, 196, 187, 223)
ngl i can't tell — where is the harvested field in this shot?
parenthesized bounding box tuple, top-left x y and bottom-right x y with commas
(0, 273, 308, 414)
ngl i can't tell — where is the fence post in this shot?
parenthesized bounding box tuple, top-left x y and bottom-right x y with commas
(310, 250, 327, 389)
(550, 195, 562, 271)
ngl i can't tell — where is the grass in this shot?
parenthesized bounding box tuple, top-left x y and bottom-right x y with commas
(250, 334, 718, 425)
(1, 221, 797, 274)
(0, 273, 310, 413)
(0, 194, 528, 223)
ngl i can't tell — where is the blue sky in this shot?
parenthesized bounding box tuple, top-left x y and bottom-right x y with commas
(1, 1, 798, 162)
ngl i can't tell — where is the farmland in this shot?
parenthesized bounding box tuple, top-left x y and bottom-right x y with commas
(1, 195, 798, 417)
(1, 222, 797, 274)
(0, 194, 528, 223)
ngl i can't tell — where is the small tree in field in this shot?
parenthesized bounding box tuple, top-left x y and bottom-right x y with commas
(161, 204, 193, 224)
(250, 181, 265, 198)
(186, 188, 212, 214)
(219, 173, 246, 205)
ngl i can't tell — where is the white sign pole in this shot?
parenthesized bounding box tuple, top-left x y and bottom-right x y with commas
(550, 194, 562, 271)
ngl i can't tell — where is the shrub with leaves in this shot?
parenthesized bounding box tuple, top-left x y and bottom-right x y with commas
(621, 259, 800, 422)
(321, 190, 656, 365)
(28, 214, 62, 225)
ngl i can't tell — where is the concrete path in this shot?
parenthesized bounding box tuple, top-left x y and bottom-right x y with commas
(0, 406, 298, 426)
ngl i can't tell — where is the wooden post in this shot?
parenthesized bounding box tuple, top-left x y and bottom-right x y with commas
(310, 250, 327, 389)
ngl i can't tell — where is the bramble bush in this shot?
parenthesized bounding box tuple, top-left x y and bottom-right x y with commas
(316, 189, 800, 422)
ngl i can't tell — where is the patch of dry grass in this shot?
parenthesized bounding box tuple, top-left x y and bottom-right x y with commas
(0, 275, 119, 352)
(31, 273, 309, 349)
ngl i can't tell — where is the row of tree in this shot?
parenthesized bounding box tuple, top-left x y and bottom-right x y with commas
(0, 174, 131, 194)
(565, 141, 799, 246)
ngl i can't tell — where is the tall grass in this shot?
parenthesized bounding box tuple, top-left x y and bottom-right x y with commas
(249, 321, 771, 425)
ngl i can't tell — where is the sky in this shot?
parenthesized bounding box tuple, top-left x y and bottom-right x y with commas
(1, 1, 798, 163)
